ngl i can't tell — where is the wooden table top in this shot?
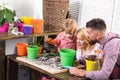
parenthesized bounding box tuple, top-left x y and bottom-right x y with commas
(7, 55, 85, 80)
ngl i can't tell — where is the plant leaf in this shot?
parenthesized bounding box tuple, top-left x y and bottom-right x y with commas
(5, 12, 13, 23)
(4, 8, 14, 23)
(0, 11, 4, 25)
(6, 8, 13, 15)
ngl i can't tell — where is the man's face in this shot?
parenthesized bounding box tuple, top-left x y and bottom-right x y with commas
(86, 28, 99, 45)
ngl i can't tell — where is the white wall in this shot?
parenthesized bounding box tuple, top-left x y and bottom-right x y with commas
(69, 0, 120, 34)
(0, 0, 43, 19)
(1, 0, 120, 34)
(5, 38, 32, 55)
(0, 0, 42, 55)
(77, 0, 120, 34)
(78, 0, 115, 32)
(111, 0, 120, 34)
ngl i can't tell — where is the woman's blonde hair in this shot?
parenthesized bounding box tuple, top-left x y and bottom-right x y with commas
(77, 28, 90, 44)
(62, 18, 77, 34)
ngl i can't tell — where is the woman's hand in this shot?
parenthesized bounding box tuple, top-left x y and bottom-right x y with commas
(69, 67, 86, 77)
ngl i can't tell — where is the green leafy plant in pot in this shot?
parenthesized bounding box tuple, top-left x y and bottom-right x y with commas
(0, 3, 14, 32)
(27, 25, 43, 59)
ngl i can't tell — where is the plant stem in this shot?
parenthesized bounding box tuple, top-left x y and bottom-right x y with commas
(38, 36, 44, 45)
(33, 24, 37, 45)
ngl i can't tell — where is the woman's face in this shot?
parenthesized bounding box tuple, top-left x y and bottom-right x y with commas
(77, 33, 87, 49)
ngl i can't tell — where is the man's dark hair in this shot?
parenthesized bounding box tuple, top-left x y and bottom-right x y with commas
(86, 18, 106, 31)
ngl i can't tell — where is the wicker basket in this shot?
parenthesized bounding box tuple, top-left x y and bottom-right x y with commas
(43, 0, 69, 32)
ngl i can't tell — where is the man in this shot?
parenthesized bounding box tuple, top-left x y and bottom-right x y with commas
(69, 18, 120, 80)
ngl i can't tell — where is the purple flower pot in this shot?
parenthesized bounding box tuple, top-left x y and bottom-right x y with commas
(23, 25, 33, 35)
(0, 22, 9, 33)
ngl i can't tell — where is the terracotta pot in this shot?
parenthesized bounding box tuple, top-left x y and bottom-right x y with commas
(16, 43, 27, 56)
(31, 19, 44, 34)
(37, 45, 43, 54)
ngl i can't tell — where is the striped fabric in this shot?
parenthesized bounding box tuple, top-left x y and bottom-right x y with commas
(86, 32, 120, 80)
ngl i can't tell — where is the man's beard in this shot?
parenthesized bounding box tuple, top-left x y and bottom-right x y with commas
(89, 40, 99, 45)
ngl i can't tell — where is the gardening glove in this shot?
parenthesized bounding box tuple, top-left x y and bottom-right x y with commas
(45, 38, 57, 46)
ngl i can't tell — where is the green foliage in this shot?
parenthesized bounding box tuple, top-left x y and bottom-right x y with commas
(27, 43, 37, 48)
(0, 4, 14, 26)
(27, 33, 38, 48)
(33, 32, 37, 45)
(28, 25, 43, 48)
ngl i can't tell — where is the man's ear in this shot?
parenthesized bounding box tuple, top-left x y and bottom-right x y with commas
(96, 32, 101, 40)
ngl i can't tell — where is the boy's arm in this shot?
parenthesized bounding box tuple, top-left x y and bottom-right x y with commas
(45, 38, 57, 46)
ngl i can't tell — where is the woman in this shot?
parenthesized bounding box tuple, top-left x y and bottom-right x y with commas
(76, 28, 103, 66)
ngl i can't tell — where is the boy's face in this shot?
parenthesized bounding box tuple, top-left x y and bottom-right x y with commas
(65, 33, 74, 39)
(65, 26, 76, 39)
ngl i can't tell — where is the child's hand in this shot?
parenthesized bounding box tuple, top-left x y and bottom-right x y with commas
(45, 38, 57, 45)
(45, 38, 53, 42)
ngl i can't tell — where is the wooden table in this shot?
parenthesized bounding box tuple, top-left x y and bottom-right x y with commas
(6, 55, 86, 80)
(0, 32, 60, 80)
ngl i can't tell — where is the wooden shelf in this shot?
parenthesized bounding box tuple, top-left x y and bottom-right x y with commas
(0, 32, 60, 40)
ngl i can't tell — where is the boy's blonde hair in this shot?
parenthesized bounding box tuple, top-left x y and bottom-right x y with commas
(62, 18, 77, 34)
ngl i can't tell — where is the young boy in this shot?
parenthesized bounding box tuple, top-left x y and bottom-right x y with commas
(45, 18, 77, 51)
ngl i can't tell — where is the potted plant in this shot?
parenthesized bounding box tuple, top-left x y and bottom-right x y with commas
(27, 25, 43, 59)
(0, 3, 14, 32)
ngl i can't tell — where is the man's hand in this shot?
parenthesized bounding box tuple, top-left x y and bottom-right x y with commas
(69, 67, 86, 77)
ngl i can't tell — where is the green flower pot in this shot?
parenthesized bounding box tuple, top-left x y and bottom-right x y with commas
(27, 46, 39, 59)
(59, 48, 76, 66)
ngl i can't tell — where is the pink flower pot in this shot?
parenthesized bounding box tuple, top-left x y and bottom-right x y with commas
(14, 22, 24, 32)
(0, 22, 9, 33)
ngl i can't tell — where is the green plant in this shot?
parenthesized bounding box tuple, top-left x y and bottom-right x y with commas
(28, 25, 43, 48)
(28, 32, 38, 48)
(0, 3, 14, 26)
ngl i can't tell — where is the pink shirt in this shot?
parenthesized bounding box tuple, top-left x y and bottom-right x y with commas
(55, 32, 76, 51)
